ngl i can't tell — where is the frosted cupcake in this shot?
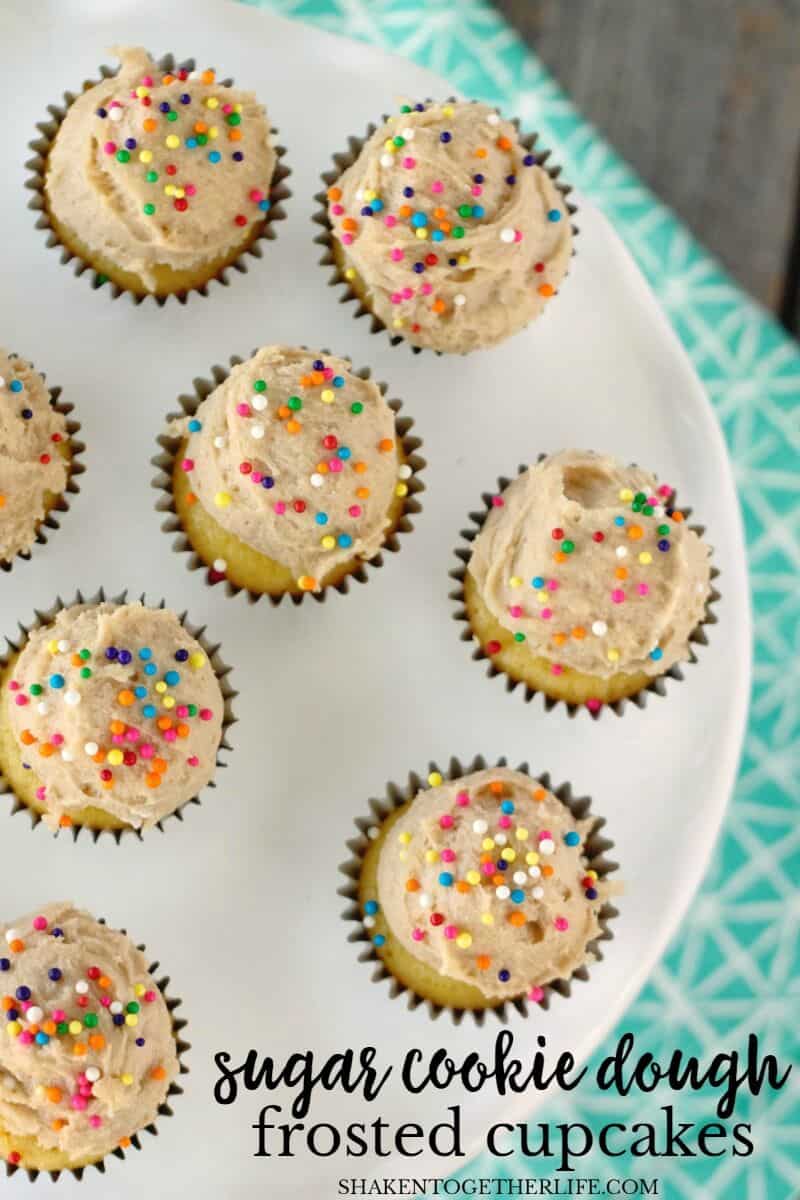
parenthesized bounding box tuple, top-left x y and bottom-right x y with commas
(0, 903, 183, 1176)
(351, 766, 614, 1014)
(35, 46, 287, 299)
(456, 450, 715, 714)
(158, 345, 423, 599)
(319, 100, 574, 353)
(0, 600, 228, 836)
(0, 350, 78, 569)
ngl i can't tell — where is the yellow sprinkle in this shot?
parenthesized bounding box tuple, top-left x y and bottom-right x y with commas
(457, 254, 470, 266)
(586, 869, 598, 880)
(482, 837, 495, 852)
(392, 318, 404, 329)
(139, 150, 153, 164)
(456, 932, 472, 949)
(174, 187, 185, 199)
(6, 1022, 20, 1038)
(503, 848, 517, 863)
(384, 139, 396, 152)
(189, 653, 206, 670)
(134, 984, 146, 997)
(480, 913, 494, 927)
(165, 134, 180, 149)
(163, 696, 175, 710)
(47, 640, 59, 654)
(516, 827, 529, 841)
(363, 189, 376, 203)
(164, 185, 176, 197)
(321, 389, 334, 403)
(208, 126, 218, 139)
(234, 102, 242, 113)
(466, 870, 481, 886)
(106, 749, 123, 766)
(424, 849, 439, 864)
(344, 268, 356, 281)
(442, 105, 454, 116)
(428, 771, 443, 787)
(639, 552, 652, 565)
(415, 227, 428, 240)
(398, 831, 411, 845)
(321, 535, 335, 550)
(125, 1014, 138, 1028)
(395, 482, 408, 498)
(206, 96, 219, 109)
(155, 681, 167, 694)
(398, 849, 408, 862)
(121, 1074, 133, 1086)
(214, 491, 231, 508)
(607, 649, 620, 662)
(509, 576, 522, 588)
(619, 488, 634, 501)
(135, 86, 149, 98)
(526, 852, 540, 866)
(68, 1021, 82, 1036)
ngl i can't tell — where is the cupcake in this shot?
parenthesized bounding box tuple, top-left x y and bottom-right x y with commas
(454, 450, 715, 715)
(318, 100, 574, 353)
(0, 599, 230, 837)
(0, 350, 81, 570)
(346, 765, 615, 1017)
(31, 46, 289, 301)
(0, 902, 184, 1177)
(156, 345, 423, 600)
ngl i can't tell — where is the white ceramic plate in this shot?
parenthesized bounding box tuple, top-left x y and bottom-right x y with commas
(0, 1, 750, 1196)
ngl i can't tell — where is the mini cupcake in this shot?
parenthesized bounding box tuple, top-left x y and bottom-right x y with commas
(317, 100, 574, 353)
(0, 902, 185, 1177)
(0, 350, 81, 570)
(0, 598, 231, 837)
(155, 345, 423, 600)
(453, 450, 716, 715)
(30, 46, 289, 301)
(344, 763, 616, 1018)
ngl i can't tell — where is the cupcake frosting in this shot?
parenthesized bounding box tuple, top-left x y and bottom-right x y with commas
(376, 768, 608, 1001)
(0, 352, 69, 563)
(468, 451, 712, 678)
(171, 346, 411, 590)
(45, 46, 276, 291)
(0, 903, 178, 1168)
(327, 101, 572, 353)
(5, 602, 224, 831)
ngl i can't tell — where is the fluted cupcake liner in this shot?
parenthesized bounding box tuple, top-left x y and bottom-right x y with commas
(313, 100, 578, 356)
(2, 923, 188, 1182)
(25, 54, 291, 307)
(339, 754, 618, 1025)
(0, 587, 237, 842)
(152, 351, 426, 606)
(1, 361, 85, 574)
(449, 464, 721, 719)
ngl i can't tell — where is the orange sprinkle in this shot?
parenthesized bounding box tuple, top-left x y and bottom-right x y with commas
(52, 1120, 66, 1132)
(378, 438, 395, 453)
(9, 939, 24, 953)
(538, 283, 554, 298)
(433, 206, 447, 220)
(2, 997, 13, 1011)
(399, 205, 412, 218)
(327, 186, 342, 202)
(572, 626, 586, 640)
(42, 1020, 56, 1036)
(73, 1043, 87, 1057)
(228, 128, 242, 142)
(533, 787, 546, 802)
(71, 654, 83, 667)
(201, 69, 215, 85)
(150, 1066, 167, 1082)
(157, 717, 172, 731)
(89, 1035, 105, 1051)
(615, 567, 628, 580)
(146, 773, 161, 789)
(98, 976, 111, 990)
(161, 74, 175, 86)
(298, 576, 317, 592)
(58, 817, 72, 830)
(194, 121, 208, 134)
(153, 757, 168, 775)
(489, 781, 505, 795)
(553, 550, 567, 564)
(38, 744, 55, 758)
(102, 778, 114, 791)
(354, 461, 368, 474)
(456, 881, 471, 894)
(20, 730, 36, 746)
(286, 420, 301, 435)
(341, 217, 358, 232)
(315, 462, 329, 475)
(117, 690, 135, 707)
(45, 1087, 62, 1104)
(186, 493, 197, 506)
(176, 723, 190, 739)
(476, 955, 491, 971)
(356, 487, 370, 499)
(431, 298, 446, 315)
(310, 370, 325, 386)
(497, 135, 512, 151)
(627, 524, 643, 540)
(92, 750, 105, 764)
(109, 720, 125, 736)
(672, 510, 684, 522)
(405, 878, 420, 892)
(277, 404, 290, 419)
(438, 221, 452, 234)
(553, 632, 567, 647)
(143, 117, 157, 133)
(491, 873, 504, 886)
(509, 912, 526, 927)
(119, 1137, 131, 1149)
(542, 865, 555, 878)
(474, 147, 488, 158)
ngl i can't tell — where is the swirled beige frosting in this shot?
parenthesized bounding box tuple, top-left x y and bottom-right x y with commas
(468, 451, 712, 678)
(171, 346, 411, 590)
(5, 603, 224, 831)
(375, 768, 609, 1001)
(0, 351, 69, 563)
(327, 101, 573, 352)
(0, 903, 179, 1167)
(45, 46, 276, 291)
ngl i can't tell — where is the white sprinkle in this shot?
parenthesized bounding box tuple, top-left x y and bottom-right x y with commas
(84, 741, 98, 756)
(380, 154, 393, 168)
(495, 885, 510, 900)
(61, 750, 73, 763)
(539, 838, 555, 855)
(453, 293, 466, 306)
(616, 546, 628, 558)
(250, 423, 265, 440)
(110, 1002, 123, 1015)
(212, 558, 227, 573)
(75, 981, 89, 995)
(363, 916, 375, 930)
(513, 871, 527, 885)
(531, 886, 544, 900)
(310, 473, 324, 488)
(85, 1067, 101, 1083)
(367, 826, 380, 840)
(26, 1006, 43, 1025)
(0, 377, 5, 389)
(5, 930, 19, 945)
(500, 228, 515, 243)
(398, 464, 412, 479)
(418, 892, 432, 909)
(188, 70, 200, 81)
(37, 702, 49, 716)
(108, 107, 124, 122)
(592, 621, 608, 637)
(487, 112, 500, 125)
(528, 865, 541, 879)
(252, 394, 267, 412)
(495, 833, 507, 846)
(401, 127, 415, 140)
(653, 505, 665, 517)
(213, 435, 226, 450)
(57, 639, 70, 653)
(64, 690, 80, 707)
(355, 188, 364, 202)
(472, 819, 488, 835)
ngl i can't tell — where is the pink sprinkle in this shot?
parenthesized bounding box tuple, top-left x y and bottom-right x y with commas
(439, 814, 454, 829)
(236, 403, 251, 417)
(637, 583, 649, 596)
(390, 292, 402, 305)
(18, 1031, 33, 1046)
(431, 180, 443, 193)
(551, 664, 564, 675)
(456, 791, 470, 807)
(443, 925, 457, 940)
(348, 505, 361, 518)
(323, 368, 333, 380)
(412, 928, 425, 942)
(390, 248, 404, 262)
(401, 287, 414, 300)
(658, 484, 673, 497)
(71, 1096, 88, 1111)
(32, 916, 47, 931)
(509, 605, 522, 618)
(15, 695, 28, 706)
(35, 786, 46, 802)
(384, 215, 397, 227)
(140, 744, 155, 760)
(441, 849, 456, 863)
(103, 142, 116, 155)
(491, 496, 504, 507)
(539, 829, 552, 841)
(331, 203, 344, 216)
(499, 815, 512, 829)
(142, 76, 153, 87)
(611, 589, 625, 604)
(528, 986, 545, 1003)
(112, 733, 124, 745)
(554, 917, 570, 932)
(125, 727, 139, 742)
(163, 729, 177, 743)
(181, 458, 194, 472)
(514, 230, 523, 242)
(52, 1010, 65, 1023)
(471, 185, 483, 196)
(176, 706, 189, 719)
(185, 184, 197, 197)
(20, 1001, 30, 1013)
(251, 471, 263, 484)
(274, 501, 286, 515)
(342, 233, 354, 245)
(402, 156, 416, 168)
(144, 990, 156, 1003)
(100, 996, 111, 1008)
(89, 1116, 102, 1129)
(249, 188, 264, 203)
(328, 457, 343, 473)
(222, 103, 233, 114)
(586, 698, 602, 713)
(541, 608, 552, 620)
(199, 708, 213, 721)
(187, 755, 199, 767)
(547, 579, 559, 591)
(79, 1084, 93, 1098)
(420, 282, 433, 296)
(77, 1074, 87, 1086)
(8, 681, 19, 691)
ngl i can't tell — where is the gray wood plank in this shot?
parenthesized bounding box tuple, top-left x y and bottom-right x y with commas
(495, 0, 800, 325)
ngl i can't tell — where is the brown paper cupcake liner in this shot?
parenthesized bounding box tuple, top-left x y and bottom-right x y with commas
(313, 99, 578, 355)
(339, 754, 618, 1025)
(1, 361, 86, 574)
(3, 922, 188, 1182)
(25, 54, 292, 306)
(0, 587, 237, 842)
(152, 350, 426, 606)
(449, 463, 720, 719)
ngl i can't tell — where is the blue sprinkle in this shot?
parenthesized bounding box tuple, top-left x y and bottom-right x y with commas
(15, 986, 30, 1002)
(164, 670, 180, 686)
(372, 934, 386, 947)
(124, 137, 137, 150)
(564, 831, 580, 846)
(333, 376, 345, 388)
(338, 534, 352, 549)
(532, 576, 544, 589)
(188, 419, 202, 433)
(440, 131, 452, 143)
(511, 890, 525, 904)
(144, 663, 157, 676)
(0, 959, 9, 972)
(232, 151, 244, 162)
(186, 137, 198, 149)
(649, 647, 664, 661)
(411, 212, 427, 228)
(501, 800, 515, 814)
(139, 647, 152, 661)
(547, 209, 562, 222)
(657, 539, 670, 552)
(175, 649, 189, 662)
(370, 198, 383, 212)
(586, 887, 598, 900)
(523, 154, 535, 167)
(208, 150, 222, 163)
(49, 674, 64, 689)
(134, 686, 147, 699)
(258, 199, 271, 212)
(118, 650, 132, 666)
(402, 187, 414, 198)
(438, 872, 454, 887)
(614, 516, 625, 527)
(9, 380, 23, 393)
(498, 969, 510, 983)
(472, 204, 485, 218)
(143, 704, 156, 719)
(51, 928, 63, 938)
(364, 900, 379, 916)
(431, 230, 444, 242)
(35, 1032, 50, 1045)
(339, 447, 351, 460)
(505, 175, 516, 186)
(315, 513, 328, 525)
(261, 476, 274, 489)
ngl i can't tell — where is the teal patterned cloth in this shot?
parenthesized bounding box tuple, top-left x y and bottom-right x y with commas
(245, 2, 799, 1195)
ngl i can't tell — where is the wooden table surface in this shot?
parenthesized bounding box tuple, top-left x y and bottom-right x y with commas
(496, 0, 800, 334)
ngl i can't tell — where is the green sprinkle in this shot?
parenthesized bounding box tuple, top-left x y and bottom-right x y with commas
(126, 1002, 140, 1015)
(84, 1013, 98, 1029)
(167, 110, 178, 123)
(29, 684, 43, 696)
(227, 112, 241, 126)
(253, 379, 266, 393)
(116, 149, 130, 163)
(514, 632, 526, 643)
(657, 524, 670, 535)
(196, 133, 208, 146)
(288, 396, 302, 411)
(351, 401, 364, 414)
(561, 539, 575, 553)
(80, 668, 92, 679)
(146, 170, 158, 183)
(452, 226, 465, 239)
(457, 204, 472, 218)
(392, 135, 405, 147)
(143, 203, 156, 216)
